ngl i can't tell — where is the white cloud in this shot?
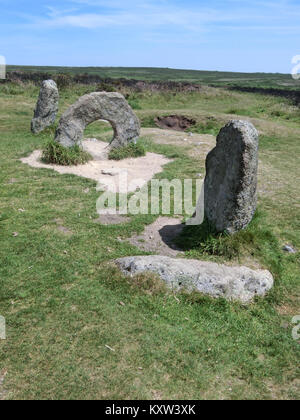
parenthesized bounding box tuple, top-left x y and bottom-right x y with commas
(15, 0, 300, 36)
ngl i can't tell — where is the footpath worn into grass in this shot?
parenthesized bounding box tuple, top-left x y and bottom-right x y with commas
(0, 83, 299, 400)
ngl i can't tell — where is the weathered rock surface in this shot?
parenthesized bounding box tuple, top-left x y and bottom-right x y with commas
(54, 92, 140, 149)
(204, 120, 259, 234)
(116, 255, 273, 303)
(31, 80, 59, 134)
(282, 245, 297, 254)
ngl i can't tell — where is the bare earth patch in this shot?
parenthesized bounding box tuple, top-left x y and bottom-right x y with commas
(20, 139, 172, 193)
(154, 115, 196, 131)
(128, 216, 184, 257)
(53, 218, 73, 235)
(94, 214, 131, 225)
(141, 127, 216, 162)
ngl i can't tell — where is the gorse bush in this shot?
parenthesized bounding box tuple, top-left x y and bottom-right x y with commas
(97, 82, 117, 92)
(42, 140, 91, 166)
(54, 74, 73, 90)
(108, 141, 146, 160)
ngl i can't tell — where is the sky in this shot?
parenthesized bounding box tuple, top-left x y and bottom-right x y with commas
(0, 0, 299, 73)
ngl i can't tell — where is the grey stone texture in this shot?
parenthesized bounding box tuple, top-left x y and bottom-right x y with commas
(116, 255, 274, 303)
(204, 120, 259, 234)
(54, 92, 140, 149)
(31, 80, 59, 134)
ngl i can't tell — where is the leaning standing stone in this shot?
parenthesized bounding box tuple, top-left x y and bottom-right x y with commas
(31, 80, 59, 134)
(204, 120, 259, 234)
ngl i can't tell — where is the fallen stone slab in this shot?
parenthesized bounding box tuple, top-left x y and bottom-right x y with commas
(31, 80, 59, 134)
(116, 255, 274, 303)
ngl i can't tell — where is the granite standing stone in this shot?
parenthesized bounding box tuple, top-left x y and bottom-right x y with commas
(204, 120, 259, 234)
(54, 92, 140, 149)
(31, 80, 59, 134)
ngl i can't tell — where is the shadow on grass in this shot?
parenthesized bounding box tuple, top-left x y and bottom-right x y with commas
(176, 210, 283, 279)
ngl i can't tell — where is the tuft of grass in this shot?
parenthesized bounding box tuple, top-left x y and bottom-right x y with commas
(177, 211, 283, 278)
(41, 140, 91, 166)
(190, 117, 222, 136)
(108, 141, 146, 160)
(128, 98, 142, 110)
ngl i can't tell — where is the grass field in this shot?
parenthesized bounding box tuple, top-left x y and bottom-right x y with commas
(7, 65, 300, 90)
(0, 80, 299, 400)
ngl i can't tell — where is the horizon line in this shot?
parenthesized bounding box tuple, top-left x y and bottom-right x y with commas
(6, 64, 292, 77)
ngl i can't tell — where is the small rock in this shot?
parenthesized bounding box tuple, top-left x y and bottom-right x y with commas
(101, 169, 121, 176)
(105, 345, 115, 352)
(282, 245, 296, 254)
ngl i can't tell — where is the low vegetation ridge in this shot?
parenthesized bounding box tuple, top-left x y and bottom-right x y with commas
(6, 65, 300, 91)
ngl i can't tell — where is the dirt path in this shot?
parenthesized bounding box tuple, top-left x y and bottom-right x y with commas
(127, 216, 185, 257)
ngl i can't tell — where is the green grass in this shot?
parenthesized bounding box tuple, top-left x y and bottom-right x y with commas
(0, 81, 299, 400)
(41, 139, 91, 166)
(108, 141, 146, 160)
(177, 211, 284, 290)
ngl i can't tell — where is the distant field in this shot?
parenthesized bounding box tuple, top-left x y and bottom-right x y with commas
(7, 65, 300, 90)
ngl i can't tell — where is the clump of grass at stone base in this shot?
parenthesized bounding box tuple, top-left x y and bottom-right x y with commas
(42, 139, 92, 166)
(177, 210, 283, 280)
(108, 141, 146, 160)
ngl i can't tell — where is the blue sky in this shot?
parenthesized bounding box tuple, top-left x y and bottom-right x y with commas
(0, 0, 299, 73)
